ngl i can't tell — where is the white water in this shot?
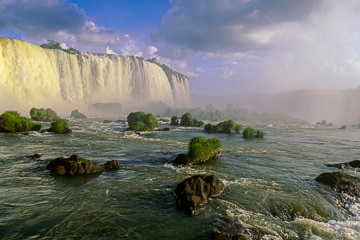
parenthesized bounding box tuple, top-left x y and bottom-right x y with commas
(0, 38, 189, 113)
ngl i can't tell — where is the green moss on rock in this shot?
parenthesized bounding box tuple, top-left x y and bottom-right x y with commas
(127, 111, 159, 131)
(30, 107, 59, 122)
(243, 127, 265, 139)
(48, 119, 72, 134)
(180, 112, 204, 127)
(0, 111, 41, 133)
(204, 120, 242, 134)
(174, 136, 222, 165)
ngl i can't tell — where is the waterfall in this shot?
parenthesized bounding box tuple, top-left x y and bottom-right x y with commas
(0, 37, 189, 113)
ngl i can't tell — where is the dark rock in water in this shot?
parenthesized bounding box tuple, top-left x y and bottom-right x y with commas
(46, 155, 120, 176)
(326, 160, 360, 169)
(212, 217, 268, 240)
(160, 127, 170, 131)
(103, 160, 121, 170)
(173, 154, 187, 165)
(103, 120, 114, 123)
(174, 175, 225, 214)
(26, 153, 41, 159)
(315, 171, 360, 197)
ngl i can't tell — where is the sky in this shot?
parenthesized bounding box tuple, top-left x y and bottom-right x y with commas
(1, 0, 360, 96)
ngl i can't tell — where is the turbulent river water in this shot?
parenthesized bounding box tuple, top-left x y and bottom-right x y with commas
(0, 119, 359, 239)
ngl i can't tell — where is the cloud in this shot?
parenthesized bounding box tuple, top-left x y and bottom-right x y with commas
(153, 0, 324, 56)
(0, 0, 147, 57)
(154, 0, 360, 94)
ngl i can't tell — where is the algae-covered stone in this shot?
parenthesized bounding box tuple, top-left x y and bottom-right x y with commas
(48, 119, 72, 134)
(0, 111, 41, 133)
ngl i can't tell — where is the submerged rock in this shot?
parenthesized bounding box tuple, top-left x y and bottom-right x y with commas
(326, 160, 360, 169)
(46, 155, 120, 176)
(26, 153, 41, 159)
(315, 171, 360, 197)
(212, 217, 269, 240)
(174, 175, 225, 214)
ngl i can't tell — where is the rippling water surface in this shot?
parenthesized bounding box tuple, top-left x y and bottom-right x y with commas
(0, 120, 359, 239)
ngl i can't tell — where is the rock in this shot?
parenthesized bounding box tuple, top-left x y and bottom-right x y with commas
(160, 127, 170, 131)
(103, 120, 113, 123)
(212, 217, 268, 240)
(174, 175, 225, 214)
(315, 171, 360, 197)
(103, 160, 121, 170)
(46, 155, 120, 176)
(26, 153, 41, 159)
(326, 160, 360, 169)
(173, 154, 187, 165)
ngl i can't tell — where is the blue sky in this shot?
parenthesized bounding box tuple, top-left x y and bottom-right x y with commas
(1, 0, 360, 95)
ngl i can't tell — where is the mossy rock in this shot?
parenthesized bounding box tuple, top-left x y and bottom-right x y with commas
(70, 109, 87, 119)
(174, 136, 222, 165)
(243, 127, 265, 139)
(48, 119, 72, 134)
(0, 111, 41, 133)
(30, 107, 59, 122)
(204, 120, 242, 134)
(127, 111, 159, 131)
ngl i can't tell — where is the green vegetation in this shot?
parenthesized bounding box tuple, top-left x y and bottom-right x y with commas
(127, 111, 159, 131)
(30, 107, 59, 122)
(70, 109, 87, 119)
(170, 116, 179, 125)
(183, 136, 222, 164)
(243, 127, 266, 139)
(48, 119, 71, 134)
(180, 112, 204, 127)
(158, 103, 309, 126)
(0, 111, 41, 133)
(40, 40, 80, 55)
(339, 170, 355, 186)
(204, 120, 242, 134)
(315, 120, 333, 126)
(340, 125, 347, 130)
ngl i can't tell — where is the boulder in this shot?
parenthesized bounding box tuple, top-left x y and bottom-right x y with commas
(212, 217, 268, 240)
(174, 175, 225, 214)
(315, 171, 360, 197)
(326, 160, 360, 169)
(26, 153, 41, 159)
(46, 155, 120, 176)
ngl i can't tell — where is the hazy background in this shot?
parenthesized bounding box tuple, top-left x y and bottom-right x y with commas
(1, 0, 360, 124)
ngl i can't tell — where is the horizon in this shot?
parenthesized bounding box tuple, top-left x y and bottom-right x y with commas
(1, 0, 360, 96)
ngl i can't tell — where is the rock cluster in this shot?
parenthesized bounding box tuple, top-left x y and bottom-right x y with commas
(46, 155, 120, 176)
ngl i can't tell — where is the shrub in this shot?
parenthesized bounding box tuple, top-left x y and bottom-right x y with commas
(0, 111, 41, 133)
(243, 127, 265, 139)
(48, 119, 71, 134)
(180, 112, 194, 126)
(170, 116, 179, 125)
(179, 112, 204, 127)
(243, 127, 256, 139)
(30, 107, 59, 121)
(127, 111, 159, 131)
(204, 120, 242, 134)
(185, 136, 222, 164)
(340, 125, 347, 130)
(70, 109, 87, 119)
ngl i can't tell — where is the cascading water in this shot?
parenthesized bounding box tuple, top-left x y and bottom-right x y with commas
(0, 38, 189, 112)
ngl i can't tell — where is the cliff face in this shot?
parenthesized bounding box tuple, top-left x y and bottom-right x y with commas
(0, 38, 189, 111)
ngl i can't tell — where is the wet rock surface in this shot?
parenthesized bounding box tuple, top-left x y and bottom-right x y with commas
(326, 160, 360, 169)
(174, 175, 225, 214)
(315, 171, 360, 197)
(46, 155, 120, 176)
(212, 217, 270, 240)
